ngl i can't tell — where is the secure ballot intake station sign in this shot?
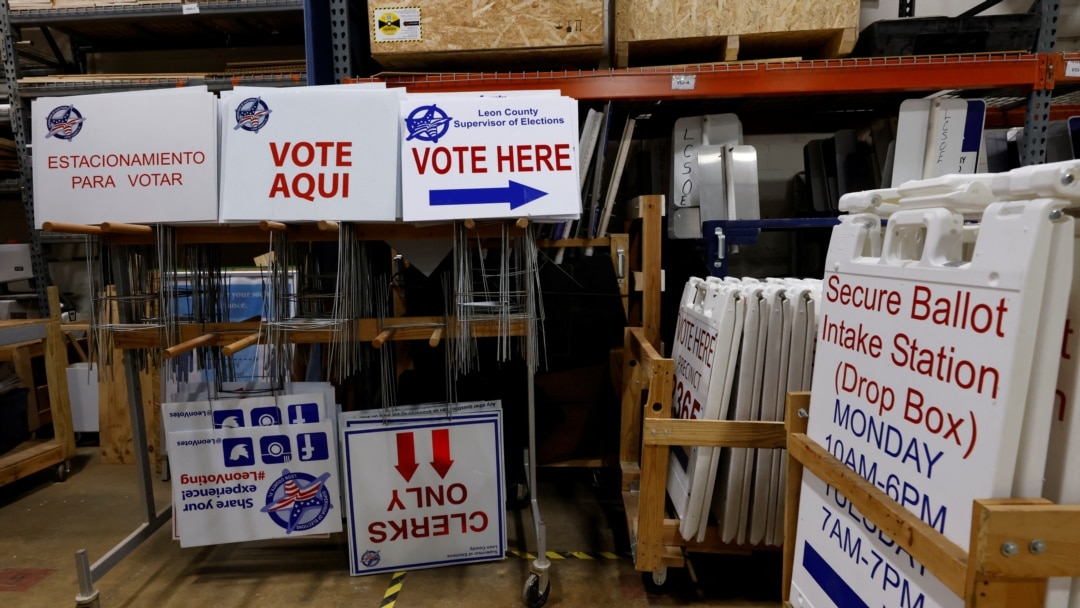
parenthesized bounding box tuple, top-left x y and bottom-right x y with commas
(791, 202, 1069, 608)
(342, 401, 504, 575)
(32, 88, 219, 227)
(399, 95, 580, 221)
(219, 86, 402, 222)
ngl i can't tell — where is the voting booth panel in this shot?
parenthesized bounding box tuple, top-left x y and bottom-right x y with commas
(790, 200, 1070, 608)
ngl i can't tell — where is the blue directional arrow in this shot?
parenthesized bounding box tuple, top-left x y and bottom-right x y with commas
(429, 180, 548, 210)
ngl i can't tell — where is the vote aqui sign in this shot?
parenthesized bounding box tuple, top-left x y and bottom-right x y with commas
(342, 402, 505, 575)
(219, 87, 402, 222)
(399, 96, 580, 221)
(32, 88, 219, 227)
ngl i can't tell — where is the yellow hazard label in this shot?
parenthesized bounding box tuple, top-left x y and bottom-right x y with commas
(378, 12, 401, 36)
(373, 7, 421, 43)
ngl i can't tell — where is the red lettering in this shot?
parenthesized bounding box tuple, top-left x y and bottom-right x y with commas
(453, 147, 470, 173)
(432, 147, 452, 175)
(314, 141, 334, 165)
(1063, 319, 1074, 360)
(447, 483, 467, 505)
(432, 514, 449, 536)
(1058, 389, 1068, 422)
(388, 519, 407, 541)
(406, 487, 422, 507)
(48, 156, 58, 169)
(291, 142, 315, 167)
(412, 148, 431, 174)
(497, 145, 515, 172)
(411, 517, 430, 538)
(368, 522, 387, 543)
(471, 146, 487, 173)
(554, 143, 571, 171)
(516, 145, 533, 172)
(270, 142, 290, 167)
(903, 387, 924, 424)
(535, 145, 554, 171)
(386, 489, 405, 511)
(469, 511, 488, 533)
(337, 142, 352, 167)
(317, 173, 341, 198)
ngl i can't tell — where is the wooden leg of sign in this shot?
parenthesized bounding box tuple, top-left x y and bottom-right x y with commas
(782, 392, 811, 602)
(635, 337, 674, 574)
(965, 499, 1052, 607)
(619, 330, 643, 489)
(45, 287, 75, 460)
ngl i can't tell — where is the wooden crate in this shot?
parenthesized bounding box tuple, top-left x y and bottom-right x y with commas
(615, 0, 859, 67)
(368, 0, 605, 71)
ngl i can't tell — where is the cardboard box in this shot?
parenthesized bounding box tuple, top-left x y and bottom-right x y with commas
(368, 0, 605, 70)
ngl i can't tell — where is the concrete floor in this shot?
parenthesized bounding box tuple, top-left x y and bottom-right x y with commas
(0, 447, 783, 607)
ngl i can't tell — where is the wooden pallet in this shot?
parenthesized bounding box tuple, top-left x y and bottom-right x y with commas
(616, 28, 857, 68)
(615, 0, 858, 67)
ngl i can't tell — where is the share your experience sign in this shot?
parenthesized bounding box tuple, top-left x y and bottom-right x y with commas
(400, 95, 581, 221)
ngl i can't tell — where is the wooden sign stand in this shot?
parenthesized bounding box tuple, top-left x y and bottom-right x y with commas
(782, 392, 1080, 607)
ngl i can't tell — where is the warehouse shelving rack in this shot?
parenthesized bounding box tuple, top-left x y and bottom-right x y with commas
(0, 0, 1077, 605)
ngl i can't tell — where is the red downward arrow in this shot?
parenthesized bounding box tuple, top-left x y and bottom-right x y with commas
(431, 428, 454, 478)
(394, 432, 419, 483)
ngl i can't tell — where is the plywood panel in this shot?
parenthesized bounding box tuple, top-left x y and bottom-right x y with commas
(618, 0, 857, 41)
(369, 0, 604, 67)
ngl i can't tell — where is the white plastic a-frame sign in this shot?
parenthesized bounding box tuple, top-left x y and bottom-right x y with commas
(791, 199, 1069, 608)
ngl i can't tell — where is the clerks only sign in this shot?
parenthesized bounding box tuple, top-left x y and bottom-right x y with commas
(219, 87, 402, 222)
(342, 406, 505, 575)
(399, 95, 580, 221)
(32, 88, 219, 227)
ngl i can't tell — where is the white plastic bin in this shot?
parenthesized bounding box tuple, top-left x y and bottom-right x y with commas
(66, 362, 98, 433)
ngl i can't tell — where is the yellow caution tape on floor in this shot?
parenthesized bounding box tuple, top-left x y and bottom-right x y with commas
(379, 571, 407, 608)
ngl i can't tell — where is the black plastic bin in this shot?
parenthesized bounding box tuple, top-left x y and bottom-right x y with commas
(0, 387, 29, 456)
(853, 14, 1040, 57)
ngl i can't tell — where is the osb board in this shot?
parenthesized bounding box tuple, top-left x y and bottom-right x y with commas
(616, 0, 858, 42)
(369, 0, 604, 56)
(98, 356, 161, 472)
(372, 44, 605, 71)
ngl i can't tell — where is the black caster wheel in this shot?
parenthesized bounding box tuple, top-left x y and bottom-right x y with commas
(522, 573, 550, 608)
(641, 567, 669, 594)
(56, 463, 69, 482)
(507, 482, 530, 510)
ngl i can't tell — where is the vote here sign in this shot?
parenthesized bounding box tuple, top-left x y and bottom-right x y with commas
(399, 95, 580, 221)
(32, 88, 219, 227)
(343, 414, 505, 575)
(219, 87, 401, 222)
(791, 203, 1064, 608)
